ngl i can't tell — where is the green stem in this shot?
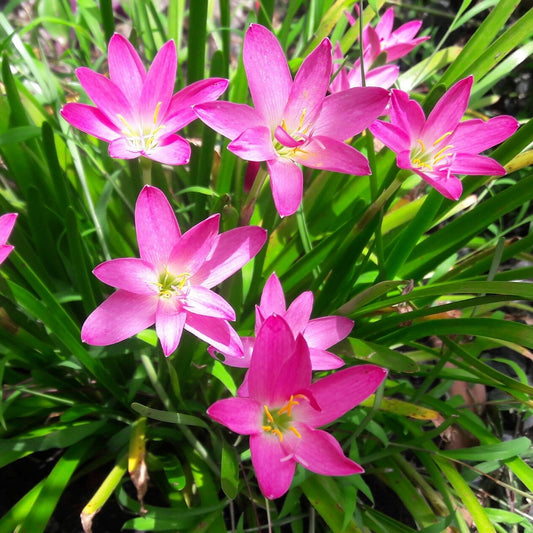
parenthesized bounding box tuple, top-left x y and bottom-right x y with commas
(295, 203, 320, 278)
(240, 166, 268, 225)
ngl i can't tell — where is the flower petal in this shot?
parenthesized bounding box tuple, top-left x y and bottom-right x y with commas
(296, 364, 387, 427)
(283, 39, 332, 132)
(0, 213, 18, 244)
(194, 101, 265, 140)
(244, 24, 292, 129)
(284, 291, 313, 334)
(81, 290, 157, 345)
(167, 214, 219, 275)
(139, 40, 177, 122)
(164, 78, 229, 132)
(184, 314, 243, 358)
(156, 299, 186, 356)
(191, 225, 267, 288)
(0, 245, 14, 265)
(248, 316, 300, 404)
(184, 286, 236, 320)
(364, 65, 399, 89)
(108, 33, 146, 108)
(147, 134, 191, 166)
(423, 76, 473, 142)
(369, 120, 411, 155)
(228, 126, 277, 161)
(408, 165, 463, 200)
(313, 87, 389, 140)
(259, 272, 287, 318)
(209, 336, 253, 369)
(389, 90, 426, 141)
(293, 136, 370, 175)
(93, 258, 158, 294)
(303, 316, 353, 349)
(266, 157, 303, 217)
(450, 153, 506, 176)
(308, 348, 345, 370)
(61, 103, 120, 142)
(76, 67, 135, 128)
(208, 397, 263, 434)
(250, 433, 296, 499)
(108, 137, 142, 159)
(448, 116, 519, 154)
(291, 424, 364, 475)
(135, 185, 181, 267)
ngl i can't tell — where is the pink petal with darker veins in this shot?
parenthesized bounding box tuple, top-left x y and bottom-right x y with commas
(304, 315, 353, 349)
(207, 397, 263, 434)
(267, 157, 303, 217)
(156, 299, 186, 356)
(185, 313, 243, 358)
(147, 134, 191, 166)
(183, 285, 236, 320)
(93, 257, 158, 294)
(60, 103, 120, 142)
(259, 273, 287, 318)
(228, 126, 277, 161)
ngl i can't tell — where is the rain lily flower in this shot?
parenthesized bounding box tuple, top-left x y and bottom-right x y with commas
(369, 76, 520, 200)
(0, 213, 17, 265)
(194, 24, 389, 217)
(345, 7, 429, 63)
(81, 185, 267, 356)
(211, 272, 352, 373)
(61, 33, 228, 165)
(207, 315, 387, 499)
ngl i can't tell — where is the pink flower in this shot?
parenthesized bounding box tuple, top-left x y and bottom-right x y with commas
(369, 76, 520, 200)
(0, 213, 17, 265)
(359, 7, 430, 63)
(81, 186, 267, 357)
(212, 272, 352, 374)
(61, 34, 228, 165)
(207, 315, 387, 499)
(194, 24, 389, 217)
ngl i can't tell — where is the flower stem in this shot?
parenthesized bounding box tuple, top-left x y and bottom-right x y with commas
(240, 166, 268, 225)
(296, 203, 320, 278)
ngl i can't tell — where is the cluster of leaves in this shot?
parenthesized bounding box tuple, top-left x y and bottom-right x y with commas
(0, 0, 532, 532)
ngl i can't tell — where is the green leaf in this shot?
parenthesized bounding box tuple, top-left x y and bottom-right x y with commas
(130, 403, 209, 429)
(221, 439, 239, 499)
(438, 437, 531, 462)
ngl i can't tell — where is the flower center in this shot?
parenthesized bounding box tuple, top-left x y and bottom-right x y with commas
(261, 394, 307, 442)
(117, 101, 165, 153)
(156, 268, 190, 299)
(273, 109, 310, 159)
(411, 131, 454, 172)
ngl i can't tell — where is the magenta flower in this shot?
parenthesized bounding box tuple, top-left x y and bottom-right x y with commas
(207, 315, 387, 499)
(359, 7, 430, 63)
(194, 24, 389, 217)
(61, 33, 228, 165)
(0, 213, 17, 265)
(369, 76, 520, 200)
(212, 272, 352, 373)
(81, 186, 267, 356)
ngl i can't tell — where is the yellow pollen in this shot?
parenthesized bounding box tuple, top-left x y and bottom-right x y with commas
(298, 108, 307, 130)
(278, 394, 304, 417)
(412, 158, 433, 171)
(433, 131, 453, 146)
(416, 139, 426, 153)
(289, 426, 301, 438)
(117, 113, 137, 137)
(281, 118, 288, 132)
(262, 425, 272, 431)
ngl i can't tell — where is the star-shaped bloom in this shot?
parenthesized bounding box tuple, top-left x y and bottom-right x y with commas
(0, 213, 17, 265)
(61, 33, 228, 165)
(369, 76, 520, 199)
(81, 186, 267, 356)
(194, 24, 389, 217)
(212, 272, 352, 374)
(208, 315, 387, 499)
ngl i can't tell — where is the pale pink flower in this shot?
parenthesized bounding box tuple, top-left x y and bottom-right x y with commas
(81, 186, 267, 357)
(61, 33, 228, 165)
(208, 315, 387, 499)
(369, 76, 519, 199)
(194, 24, 389, 216)
(211, 272, 352, 374)
(0, 213, 17, 265)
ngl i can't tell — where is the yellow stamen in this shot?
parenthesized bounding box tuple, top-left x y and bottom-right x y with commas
(289, 426, 301, 438)
(433, 145, 453, 160)
(298, 108, 307, 131)
(264, 405, 274, 423)
(117, 113, 137, 137)
(281, 118, 288, 132)
(262, 425, 272, 431)
(271, 429, 283, 442)
(153, 101, 162, 125)
(416, 139, 426, 153)
(433, 131, 453, 146)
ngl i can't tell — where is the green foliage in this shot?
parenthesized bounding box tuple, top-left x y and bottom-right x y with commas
(0, 1, 532, 532)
